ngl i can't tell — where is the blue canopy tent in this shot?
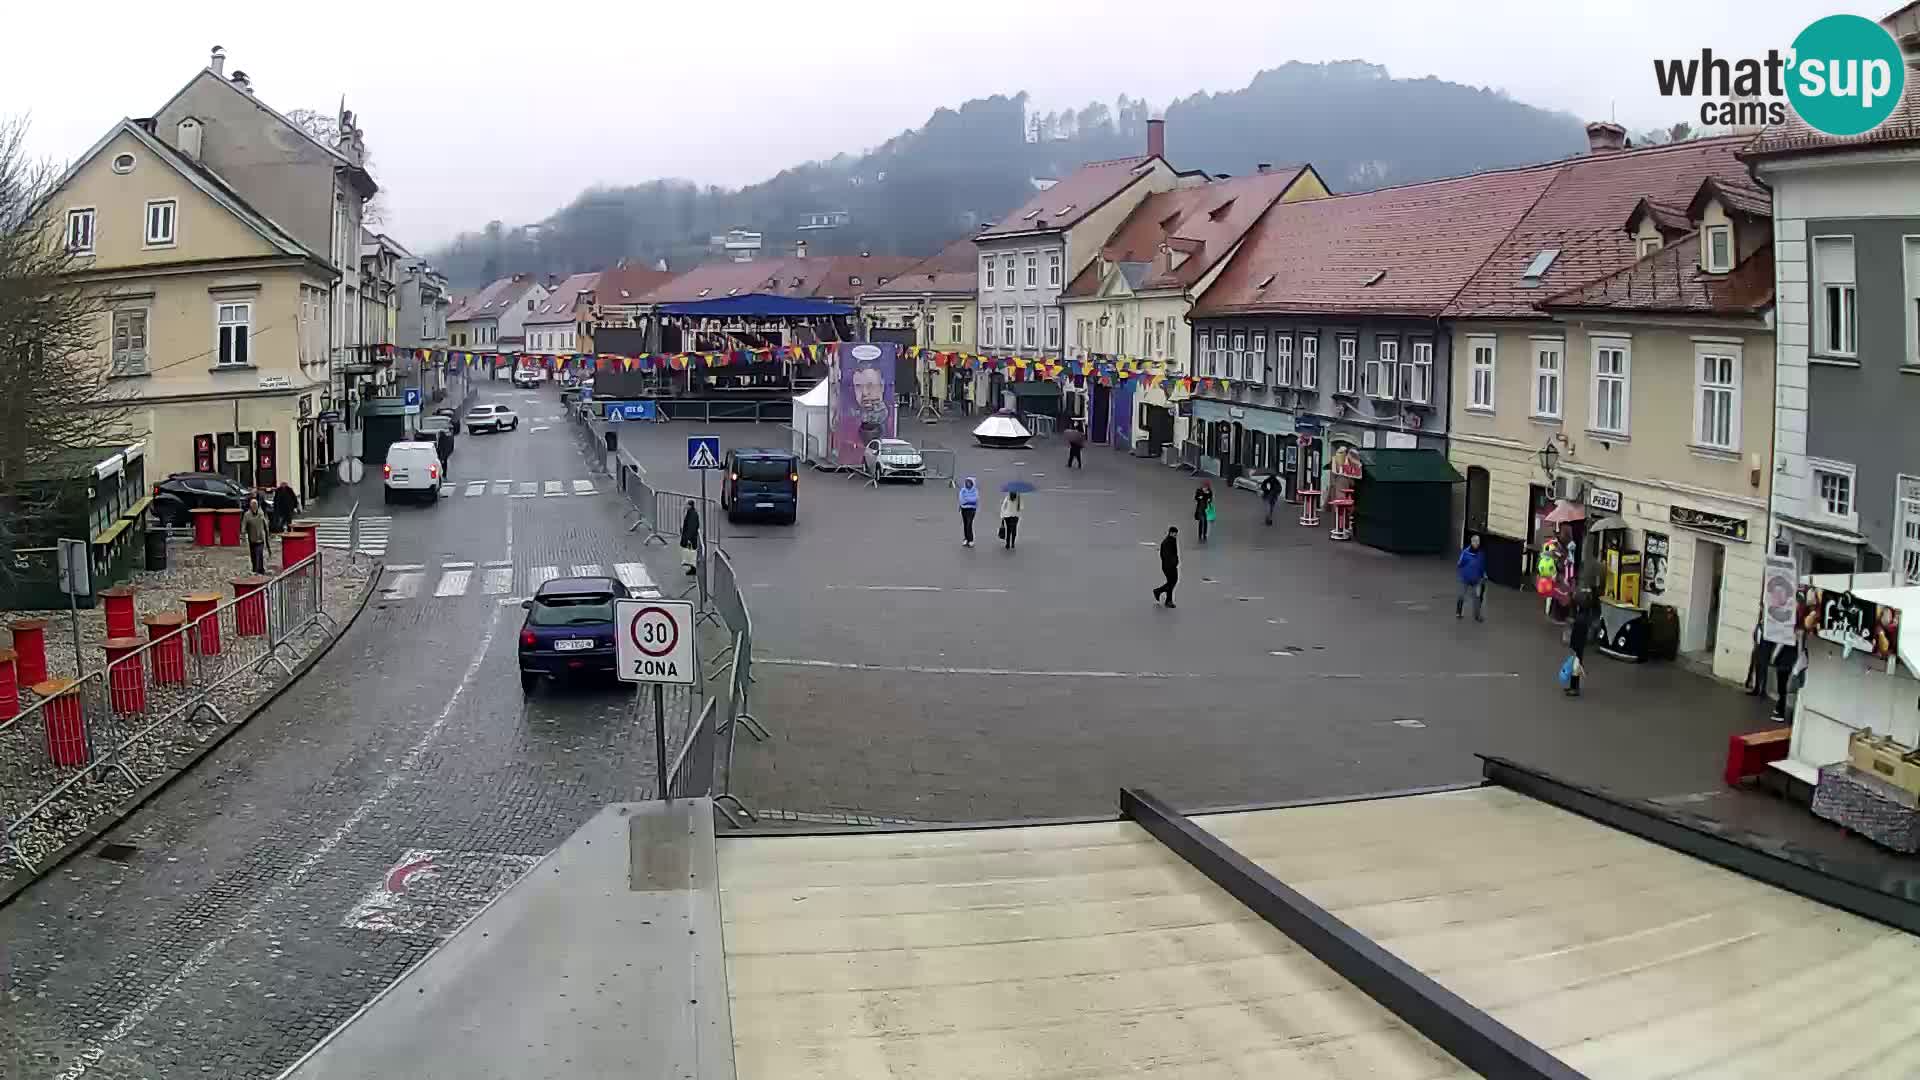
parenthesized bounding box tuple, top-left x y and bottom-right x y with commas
(656, 294, 855, 318)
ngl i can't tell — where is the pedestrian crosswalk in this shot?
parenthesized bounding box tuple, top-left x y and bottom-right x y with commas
(433, 478, 604, 500)
(377, 561, 660, 603)
(308, 515, 393, 557)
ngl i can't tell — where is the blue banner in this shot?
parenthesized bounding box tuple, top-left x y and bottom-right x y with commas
(605, 401, 656, 422)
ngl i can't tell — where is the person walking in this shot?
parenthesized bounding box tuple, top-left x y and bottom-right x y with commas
(1744, 620, 1777, 696)
(1455, 533, 1487, 621)
(435, 428, 455, 475)
(998, 490, 1023, 550)
(1771, 633, 1801, 721)
(241, 497, 270, 575)
(1259, 474, 1282, 526)
(1151, 526, 1180, 607)
(1193, 481, 1214, 542)
(1564, 591, 1593, 697)
(1066, 425, 1087, 469)
(679, 500, 701, 576)
(271, 480, 299, 534)
(958, 476, 981, 547)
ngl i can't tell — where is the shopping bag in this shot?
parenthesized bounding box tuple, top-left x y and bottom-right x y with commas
(1205, 502, 1217, 522)
(998, 520, 1008, 540)
(1557, 656, 1576, 688)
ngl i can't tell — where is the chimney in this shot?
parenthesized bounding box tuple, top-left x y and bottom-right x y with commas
(209, 45, 226, 77)
(1146, 117, 1166, 159)
(230, 70, 252, 94)
(1585, 121, 1628, 154)
(1256, 162, 1272, 174)
(177, 117, 203, 163)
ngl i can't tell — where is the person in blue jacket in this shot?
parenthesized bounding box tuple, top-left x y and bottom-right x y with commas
(957, 476, 980, 547)
(1456, 533, 1487, 621)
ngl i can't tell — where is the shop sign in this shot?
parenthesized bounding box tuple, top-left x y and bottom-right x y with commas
(258, 374, 292, 391)
(1330, 446, 1364, 480)
(1586, 486, 1622, 513)
(1669, 505, 1748, 542)
(1801, 585, 1901, 660)
(1643, 532, 1669, 595)
(1293, 416, 1323, 435)
(298, 394, 313, 419)
(1761, 557, 1799, 647)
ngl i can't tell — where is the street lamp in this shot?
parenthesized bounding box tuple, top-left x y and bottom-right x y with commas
(1537, 440, 1559, 476)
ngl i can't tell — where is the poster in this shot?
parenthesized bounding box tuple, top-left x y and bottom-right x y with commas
(1802, 586, 1902, 660)
(831, 342, 897, 465)
(1643, 532, 1669, 595)
(1109, 377, 1135, 451)
(1761, 557, 1799, 647)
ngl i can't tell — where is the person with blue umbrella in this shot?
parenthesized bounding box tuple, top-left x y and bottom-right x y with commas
(999, 479, 1033, 550)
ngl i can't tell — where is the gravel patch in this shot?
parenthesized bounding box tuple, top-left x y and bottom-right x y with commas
(0, 538, 374, 886)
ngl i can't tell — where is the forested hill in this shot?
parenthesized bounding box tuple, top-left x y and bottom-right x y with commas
(431, 61, 1588, 288)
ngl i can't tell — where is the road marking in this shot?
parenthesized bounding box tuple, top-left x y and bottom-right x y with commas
(570, 564, 603, 577)
(532, 425, 551, 432)
(826, 584, 941, 592)
(442, 560, 475, 569)
(381, 572, 422, 599)
(760, 657, 1203, 679)
(434, 569, 471, 597)
(614, 563, 653, 590)
(529, 565, 559, 591)
(464, 481, 487, 497)
(1316, 672, 1519, 680)
(493, 481, 513, 496)
(497, 596, 531, 607)
(484, 559, 512, 567)
(516, 481, 538, 496)
(383, 563, 426, 572)
(51, 611, 503, 1080)
(482, 568, 514, 594)
(543, 480, 566, 497)
(571, 479, 597, 495)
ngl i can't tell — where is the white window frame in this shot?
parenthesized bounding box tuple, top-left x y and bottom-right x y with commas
(1531, 338, 1563, 420)
(1002, 313, 1015, 349)
(1693, 342, 1741, 452)
(143, 199, 177, 248)
(980, 311, 994, 347)
(1298, 335, 1318, 390)
(1229, 331, 1246, 381)
(1589, 337, 1631, 435)
(1002, 256, 1016, 289)
(1812, 235, 1857, 359)
(66, 207, 95, 254)
(1047, 251, 1062, 287)
(1467, 336, 1496, 412)
(110, 307, 149, 375)
(1274, 333, 1294, 386)
(1141, 320, 1151, 359)
(1402, 339, 1433, 405)
(1336, 336, 1358, 394)
(949, 310, 963, 345)
(1898, 475, 1920, 586)
(1904, 235, 1920, 368)
(1637, 235, 1663, 258)
(1023, 310, 1037, 349)
(1025, 252, 1038, 288)
(215, 300, 253, 367)
(983, 257, 995, 290)
(1704, 224, 1733, 273)
(1365, 338, 1398, 400)
(1116, 322, 1127, 358)
(1252, 331, 1268, 384)
(1045, 309, 1060, 350)
(1808, 457, 1857, 530)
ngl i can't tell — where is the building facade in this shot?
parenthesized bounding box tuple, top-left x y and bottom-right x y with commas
(447, 274, 549, 354)
(524, 272, 600, 354)
(863, 236, 980, 403)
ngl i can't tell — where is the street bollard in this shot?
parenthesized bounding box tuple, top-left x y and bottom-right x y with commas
(191, 508, 217, 547)
(215, 508, 242, 547)
(281, 529, 315, 572)
(0, 648, 17, 721)
(232, 577, 269, 637)
(183, 593, 222, 655)
(100, 586, 138, 639)
(10, 620, 48, 686)
(34, 679, 89, 767)
(102, 638, 146, 714)
(143, 613, 188, 685)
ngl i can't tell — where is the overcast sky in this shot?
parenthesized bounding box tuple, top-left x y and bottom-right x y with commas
(3, 0, 1866, 251)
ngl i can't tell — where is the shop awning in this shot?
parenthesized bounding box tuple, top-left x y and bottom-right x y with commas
(1356, 449, 1461, 484)
(1544, 500, 1586, 524)
(1006, 381, 1062, 397)
(656, 294, 854, 318)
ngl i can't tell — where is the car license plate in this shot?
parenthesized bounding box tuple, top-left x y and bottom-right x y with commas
(756, 502, 774, 509)
(554, 639, 594, 651)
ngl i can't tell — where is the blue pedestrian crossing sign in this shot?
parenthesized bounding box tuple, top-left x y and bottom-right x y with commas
(686, 435, 723, 470)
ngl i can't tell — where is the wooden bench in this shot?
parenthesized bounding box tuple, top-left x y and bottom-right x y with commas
(1725, 727, 1792, 786)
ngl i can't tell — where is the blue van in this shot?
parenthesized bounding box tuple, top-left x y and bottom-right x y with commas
(720, 448, 799, 524)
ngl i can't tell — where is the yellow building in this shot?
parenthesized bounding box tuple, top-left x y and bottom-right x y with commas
(50, 118, 336, 502)
(862, 235, 979, 402)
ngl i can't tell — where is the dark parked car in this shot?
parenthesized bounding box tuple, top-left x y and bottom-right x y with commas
(149, 472, 251, 526)
(431, 406, 462, 434)
(518, 576, 631, 693)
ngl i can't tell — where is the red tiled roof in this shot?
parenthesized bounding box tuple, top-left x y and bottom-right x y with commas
(1741, 64, 1920, 158)
(448, 275, 539, 323)
(975, 156, 1158, 239)
(810, 254, 920, 300)
(526, 272, 600, 325)
(1063, 166, 1319, 299)
(1443, 135, 1764, 318)
(638, 255, 921, 305)
(1625, 197, 1693, 238)
(1540, 233, 1774, 316)
(869, 235, 980, 296)
(594, 265, 678, 306)
(1192, 164, 1562, 318)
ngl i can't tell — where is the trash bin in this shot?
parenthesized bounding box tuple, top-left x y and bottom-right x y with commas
(144, 527, 168, 571)
(604, 429, 619, 453)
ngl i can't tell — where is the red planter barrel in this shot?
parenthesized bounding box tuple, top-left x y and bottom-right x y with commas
(281, 529, 316, 571)
(215, 508, 243, 547)
(100, 586, 138, 639)
(103, 637, 146, 714)
(191, 508, 218, 547)
(0, 648, 17, 722)
(232, 577, 269, 637)
(143, 613, 188, 685)
(183, 593, 223, 656)
(10, 619, 48, 686)
(34, 679, 89, 767)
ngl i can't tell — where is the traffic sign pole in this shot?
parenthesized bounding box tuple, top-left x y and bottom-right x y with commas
(653, 683, 668, 797)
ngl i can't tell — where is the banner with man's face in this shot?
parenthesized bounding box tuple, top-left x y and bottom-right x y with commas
(833, 342, 897, 464)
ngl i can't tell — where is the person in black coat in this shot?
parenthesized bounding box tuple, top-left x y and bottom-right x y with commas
(1193, 482, 1213, 542)
(1565, 592, 1593, 697)
(434, 430, 455, 474)
(1771, 635, 1801, 720)
(679, 501, 701, 576)
(270, 482, 299, 533)
(1151, 527, 1179, 608)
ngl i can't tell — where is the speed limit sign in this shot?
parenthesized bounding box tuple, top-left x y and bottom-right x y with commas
(614, 599, 695, 684)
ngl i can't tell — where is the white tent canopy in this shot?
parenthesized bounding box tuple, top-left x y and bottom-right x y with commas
(794, 380, 830, 408)
(792, 380, 835, 466)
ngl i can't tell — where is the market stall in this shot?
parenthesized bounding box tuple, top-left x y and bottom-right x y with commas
(1348, 449, 1461, 554)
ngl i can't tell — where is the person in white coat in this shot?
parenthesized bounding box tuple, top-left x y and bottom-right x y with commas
(999, 491, 1023, 550)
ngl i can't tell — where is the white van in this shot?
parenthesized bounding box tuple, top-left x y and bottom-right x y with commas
(384, 441, 442, 504)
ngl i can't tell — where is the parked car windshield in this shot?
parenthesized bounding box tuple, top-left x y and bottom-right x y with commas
(528, 595, 616, 626)
(878, 440, 915, 453)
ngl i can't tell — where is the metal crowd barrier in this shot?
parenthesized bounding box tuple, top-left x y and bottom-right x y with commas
(1027, 414, 1058, 439)
(649, 491, 721, 555)
(1177, 441, 1203, 474)
(617, 452, 659, 537)
(655, 549, 766, 827)
(0, 552, 336, 871)
(919, 449, 958, 487)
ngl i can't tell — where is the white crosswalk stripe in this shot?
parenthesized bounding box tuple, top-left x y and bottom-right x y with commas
(514, 482, 538, 499)
(571, 479, 597, 496)
(308, 515, 391, 557)
(529, 565, 559, 592)
(543, 480, 566, 497)
(380, 571, 422, 599)
(464, 481, 488, 497)
(483, 568, 514, 594)
(614, 562, 654, 591)
(434, 569, 471, 597)
(493, 481, 512, 496)
(570, 564, 603, 577)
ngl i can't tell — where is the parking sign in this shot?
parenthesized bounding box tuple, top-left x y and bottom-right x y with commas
(614, 599, 695, 684)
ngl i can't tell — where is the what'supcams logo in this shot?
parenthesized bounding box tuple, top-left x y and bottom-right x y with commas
(1654, 14, 1906, 136)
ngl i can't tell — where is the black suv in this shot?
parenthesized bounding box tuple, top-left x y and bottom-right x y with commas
(150, 472, 251, 526)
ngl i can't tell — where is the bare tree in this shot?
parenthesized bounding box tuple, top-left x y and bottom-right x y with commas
(286, 107, 386, 226)
(0, 116, 133, 587)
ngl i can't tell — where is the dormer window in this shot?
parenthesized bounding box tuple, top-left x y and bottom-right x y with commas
(697, 288, 711, 298)
(1257, 273, 1276, 289)
(849, 276, 862, 287)
(1022, 209, 1041, 221)
(1054, 205, 1074, 216)
(1520, 248, 1560, 287)
(1704, 225, 1733, 273)
(1637, 236, 1663, 258)
(1207, 199, 1235, 222)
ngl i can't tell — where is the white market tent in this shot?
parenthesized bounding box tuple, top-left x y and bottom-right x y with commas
(1781, 572, 1920, 784)
(790, 381, 836, 468)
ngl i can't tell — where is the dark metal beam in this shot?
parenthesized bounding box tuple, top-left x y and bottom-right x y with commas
(1121, 786, 1585, 1080)
(1480, 755, 1920, 937)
